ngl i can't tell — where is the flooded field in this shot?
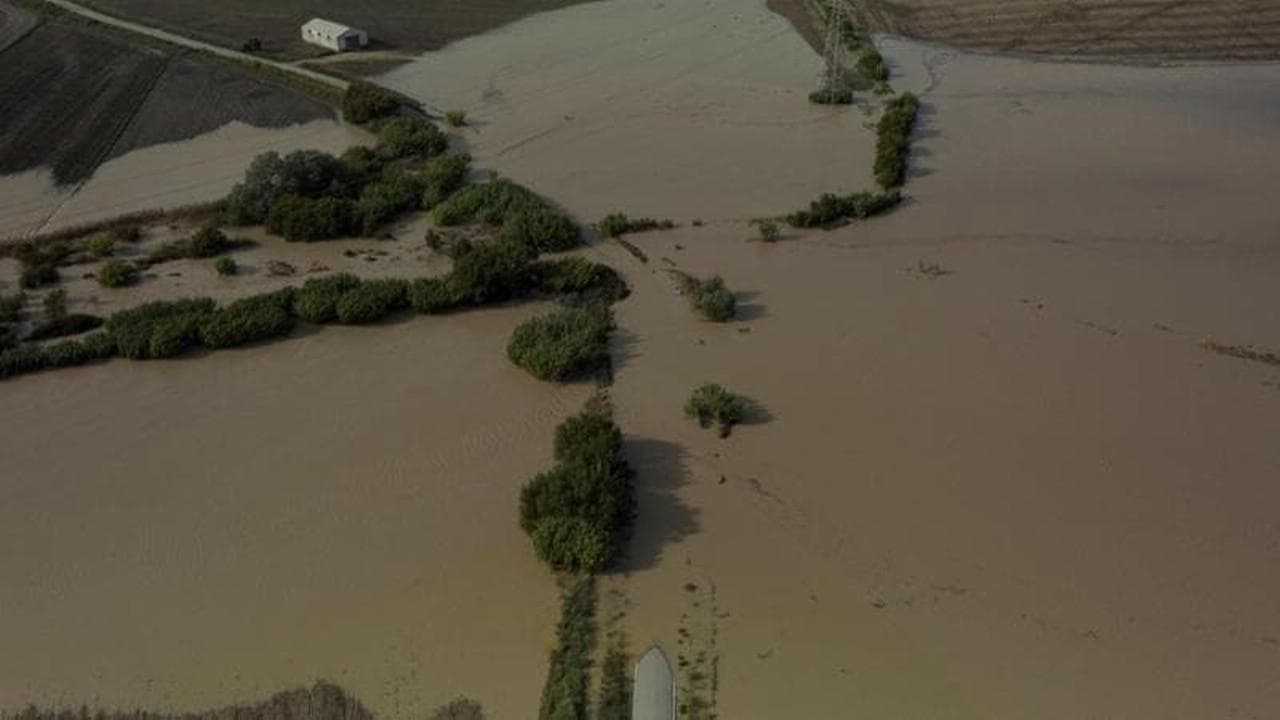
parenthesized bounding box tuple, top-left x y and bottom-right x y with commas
(2, 1, 1279, 719)
(0, 120, 367, 239)
(378, 0, 877, 222)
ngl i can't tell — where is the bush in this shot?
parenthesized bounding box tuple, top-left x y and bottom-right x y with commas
(530, 257, 629, 304)
(685, 383, 746, 437)
(98, 259, 140, 288)
(431, 699, 484, 720)
(338, 145, 386, 187)
(597, 213, 675, 238)
(20, 263, 58, 289)
(450, 239, 535, 303)
(377, 117, 448, 160)
(26, 313, 103, 342)
(267, 194, 356, 241)
(215, 256, 237, 276)
(293, 273, 363, 323)
(694, 276, 735, 322)
(537, 576, 597, 720)
(433, 179, 580, 253)
(106, 298, 216, 359)
(421, 154, 471, 209)
(596, 643, 631, 720)
(43, 288, 67, 320)
(356, 167, 424, 235)
(857, 48, 889, 84)
(0, 344, 50, 379)
(809, 86, 854, 105)
(520, 411, 634, 573)
(0, 292, 26, 322)
(188, 226, 234, 257)
(198, 290, 296, 349)
(444, 110, 467, 128)
(87, 235, 116, 257)
(335, 278, 409, 324)
(44, 332, 117, 369)
(758, 220, 781, 242)
(507, 306, 612, 381)
(226, 150, 354, 225)
(241, 37, 262, 52)
(343, 81, 400, 125)
(874, 92, 920, 188)
(785, 189, 901, 227)
(408, 277, 462, 314)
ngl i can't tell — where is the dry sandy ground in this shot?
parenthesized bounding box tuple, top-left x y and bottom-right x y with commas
(0, 120, 368, 240)
(3, 3, 1280, 720)
(378, 0, 877, 223)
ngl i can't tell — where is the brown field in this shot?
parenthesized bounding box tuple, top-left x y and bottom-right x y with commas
(80, 0, 599, 60)
(0, 7, 331, 186)
(0, 0, 37, 51)
(856, 0, 1280, 60)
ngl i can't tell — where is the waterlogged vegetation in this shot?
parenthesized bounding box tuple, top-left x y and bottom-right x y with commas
(537, 575, 598, 720)
(785, 189, 901, 228)
(508, 306, 614, 382)
(874, 92, 920, 188)
(434, 179, 580, 253)
(686, 383, 746, 437)
(598, 213, 676, 239)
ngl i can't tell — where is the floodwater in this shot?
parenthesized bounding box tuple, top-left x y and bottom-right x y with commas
(3, 3, 1280, 720)
(378, 0, 877, 222)
(0, 120, 367, 239)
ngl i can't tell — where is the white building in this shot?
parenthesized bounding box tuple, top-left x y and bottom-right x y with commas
(300, 18, 368, 52)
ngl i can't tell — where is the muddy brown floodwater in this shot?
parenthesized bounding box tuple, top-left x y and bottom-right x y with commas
(2, 1, 1279, 719)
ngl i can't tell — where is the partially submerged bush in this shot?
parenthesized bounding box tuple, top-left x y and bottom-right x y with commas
(293, 273, 363, 324)
(106, 298, 216, 359)
(520, 411, 635, 572)
(530, 257, 629, 304)
(809, 86, 854, 105)
(26, 313, 104, 342)
(98, 259, 140, 288)
(215, 256, 237, 276)
(42, 288, 67, 320)
(450, 239, 535, 303)
(377, 117, 449, 160)
(857, 48, 889, 84)
(757, 220, 781, 242)
(444, 110, 467, 128)
(408, 276, 462, 314)
(198, 290, 296, 349)
(87, 235, 117, 257)
(15, 242, 70, 290)
(433, 179, 580, 253)
(267, 194, 356, 242)
(0, 292, 25, 322)
(785, 189, 901, 227)
(343, 81, 400, 125)
(598, 213, 675, 238)
(421, 154, 471, 209)
(507, 306, 612, 381)
(148, 226, 246, 264)
(335, 278, 409, 324)
(874, 92, 920, 188)
(694, 276, 735, 322)
(685, 383, 746, 437)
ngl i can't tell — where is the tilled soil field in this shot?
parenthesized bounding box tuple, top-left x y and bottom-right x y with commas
(859, 0, 1280, 60)
(0, 10, 331, 186)
(81, 0, 598, 60)
(0, 0, 37, 51)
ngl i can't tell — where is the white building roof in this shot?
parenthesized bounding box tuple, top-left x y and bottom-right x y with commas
(302, 18, 360, 36)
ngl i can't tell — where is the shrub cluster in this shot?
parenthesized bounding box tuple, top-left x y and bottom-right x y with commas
(335, 278, 409, 324)
(444, 109, 467, 128)
(198, 289, 296, 349)
(15, 241, 71, 289)
(343, 81, 400, 125)
(857, 48, 889, 85)
(597, 213, 675, 238)
(596, 641, 632, 720)
(98, 259, 141, 288)
(215, 256, 237, 276)
(785, 189, 902, 228)
(694, 276, 736, 322)
(530, 257, 629, 305)
(520, 411, 635, 573)
(106, 298, 216, 359)
(537, 575, 596, 720)
(433, 179, 580, 253)
(685, 383, 746, 437)
(0, 292, 25, 323)
(508, 306, 613, 382)
(148, 226, 244, 265)
(874, 92, 920, 188)
(26, 313, 104, 342)
(0, 332, 117, 379)
(808, 86, 854, 105)
(227, 147, 467, 241)
(87, 235, 117, 257)
(377, 117, 448, 160)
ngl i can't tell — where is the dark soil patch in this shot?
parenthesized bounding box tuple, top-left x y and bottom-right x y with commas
(0, 0, 38, 53)
(81, 0, 601, 60)
(0, 14, 331, 186)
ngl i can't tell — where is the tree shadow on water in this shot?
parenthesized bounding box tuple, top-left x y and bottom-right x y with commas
(620, 437, 701, 573)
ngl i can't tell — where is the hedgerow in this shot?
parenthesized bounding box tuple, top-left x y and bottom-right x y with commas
(293, 273, 363, 324)
(335, 278, 409, 324)
(198, 290, 296, 349)
(785, 189, 901, 228)
(520, 411, 635, 573)
(106, 298, 216, 360)
(874, 92, 920, 188)
(597, 213, 675, 239)
(25, 313, 104, 342)
(531, 257, 629, 305)
(343, 81, 400, 125)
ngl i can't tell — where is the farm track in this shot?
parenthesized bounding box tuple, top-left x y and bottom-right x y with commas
(859, 0, 1280, 60)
